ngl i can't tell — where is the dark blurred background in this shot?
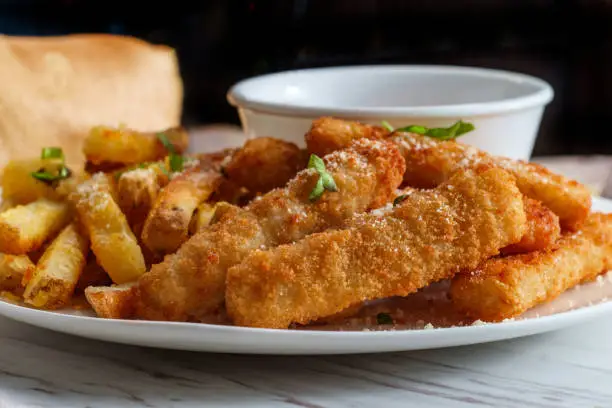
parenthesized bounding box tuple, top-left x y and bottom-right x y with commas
(1, 0, 610, 156)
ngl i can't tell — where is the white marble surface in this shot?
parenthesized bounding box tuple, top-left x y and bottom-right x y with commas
(0, 313, 611, 408)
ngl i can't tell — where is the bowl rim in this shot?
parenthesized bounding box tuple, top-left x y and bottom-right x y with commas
(226, 64, 554, 118)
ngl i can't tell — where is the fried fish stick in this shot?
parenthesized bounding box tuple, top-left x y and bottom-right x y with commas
(141, 169, 223, 254)
(450, 213, 612, 322)
(305, 117, 387, 157)
(223, 137, 307, 194)
(501, 197, 560, 255)
(127, 138, 406, 321)
(83, 125, 188, 165)
(392, 132, 590, 231)
(226, 167, 527, 329)
(305, 117, 591, 231)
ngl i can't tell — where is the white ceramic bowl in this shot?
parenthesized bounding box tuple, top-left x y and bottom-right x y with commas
(226, 65, 554, 160)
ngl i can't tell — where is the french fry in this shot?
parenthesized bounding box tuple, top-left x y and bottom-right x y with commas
(70, 173, 146, 284)
(23, 223, 89, 309)
(75, 256, 112, 293)
(0, 198, 16, 212)
(83, 125, 188, 165)
(116, 167, 162, 235)
(85, 283, 136, 319)
(1, 158, 59, 204)
(142, 169, 222, 254)
(0, 198, 71, 254)
(188, 202, 218, 234)
(0, 253, 34, 293)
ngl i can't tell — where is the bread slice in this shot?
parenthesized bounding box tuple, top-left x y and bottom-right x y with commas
(0, 33, 183, 172)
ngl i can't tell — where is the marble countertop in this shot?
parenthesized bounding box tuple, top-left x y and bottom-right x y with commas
(1, 314, 611, 408)
(3, 126, 612, 407)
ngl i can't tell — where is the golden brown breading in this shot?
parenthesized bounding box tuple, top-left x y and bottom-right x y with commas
(305, 117, 387, 157)
(392, 132, 591, 231)
(450, 213, 612, 322)
(225, 167, 527, 329)
(305, 117, 592, 231)
(223, 137, 307, 194)
(501, 197, 561, 255)
(127, 138, 406, 322)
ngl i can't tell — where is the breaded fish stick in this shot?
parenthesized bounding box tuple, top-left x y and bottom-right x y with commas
(305, 117, 591, 231)
(223, 137, 307, 194)
(501, 197, 560, 255)
(450, 213, 612, 322)
(226, 167, 527, 329)
(129, 138, 406, 321)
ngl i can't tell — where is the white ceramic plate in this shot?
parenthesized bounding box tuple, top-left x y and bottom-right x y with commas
(0, 197, 610, 355)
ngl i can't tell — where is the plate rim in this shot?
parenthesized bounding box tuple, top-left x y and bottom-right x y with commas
(0, 195, 610, 354)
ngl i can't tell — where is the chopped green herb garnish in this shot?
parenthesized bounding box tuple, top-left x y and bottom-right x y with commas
(307, 154, 338, 202)
(393, 194, 408, 206)
(156, 132, 176, 154)
(376, 313, 393, 325)
(32, 147, 71, 185)
(393, 120, 475, 140)
(31, 167, 72, 184)
(169, 153, 184, 173)
(157, 132, 184, 173)
(381, 120, 394, 132)
(41, 147, 64, 160)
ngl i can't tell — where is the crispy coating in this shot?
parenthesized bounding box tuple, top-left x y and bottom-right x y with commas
(224, 137, 307, 194)
(305, 117, 387, 157)
(128, 138, 406, 321)
(501, 197, 561, 255)
(305, 117, 592, 231)
(141, 169, 222, 254)
(392, 131, 591, 231)
(225, 167, 527, 329)
(450, 213, 612, 322)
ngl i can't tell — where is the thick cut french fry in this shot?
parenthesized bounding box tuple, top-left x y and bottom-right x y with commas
(70, 173, 146, 284)
(188, 202, 218, 234)
(117, 167, 162, 235)
(1, 159, 59, 204)
(85, 283, 136, 319)
(0, 253, 34, 293)
(23, 223, 89, 309)
(0, 198, 71, 254)
(142, 169, 222, 254)
(0, 198, 16, 212)
(75, 256, 112, 293)
(83, 126, 188, 165)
